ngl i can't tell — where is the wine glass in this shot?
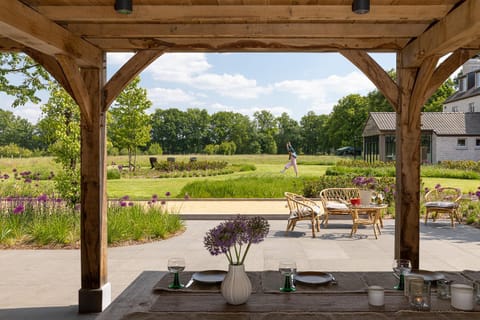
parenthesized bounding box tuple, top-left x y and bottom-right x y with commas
(279, 260, 297, 292)
(168, 257, 185, 289)
(392, 259, 411, 290)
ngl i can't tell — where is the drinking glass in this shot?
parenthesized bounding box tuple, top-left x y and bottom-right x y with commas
(392, 259, 411, 290)
(279, 260, 296, 292)
(167, 257, 185, 289)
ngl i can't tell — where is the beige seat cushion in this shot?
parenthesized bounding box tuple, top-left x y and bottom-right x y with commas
(425, 201, 457, 208)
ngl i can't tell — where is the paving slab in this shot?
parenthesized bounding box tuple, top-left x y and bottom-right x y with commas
(0, 201, 479, 320)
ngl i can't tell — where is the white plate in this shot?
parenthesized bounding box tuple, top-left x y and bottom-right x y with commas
(294, 272, 333, 284)
(192, 270, 227, 283)
(408, 270, 445, 282)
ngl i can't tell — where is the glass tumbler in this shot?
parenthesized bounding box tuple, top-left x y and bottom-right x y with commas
(437, 279, 452, 300)
(475, 281, 480, 304)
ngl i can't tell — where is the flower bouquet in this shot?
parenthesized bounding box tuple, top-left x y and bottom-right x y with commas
(203, 215, 270, 305)
(204, 215, 270, 265)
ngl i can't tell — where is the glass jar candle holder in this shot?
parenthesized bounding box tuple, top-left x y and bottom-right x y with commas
(408, 279, 431, 311)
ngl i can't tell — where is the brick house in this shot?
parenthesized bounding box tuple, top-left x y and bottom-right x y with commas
(362, 112, 480, 163)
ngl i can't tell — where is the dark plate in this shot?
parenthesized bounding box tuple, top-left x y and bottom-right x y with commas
(294, 272, 333, 284)
(192, 270, 227, 283)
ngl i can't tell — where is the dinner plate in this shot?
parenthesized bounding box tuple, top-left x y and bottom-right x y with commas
(408, 270, 445, 282)
(294, 272, 333, 284)
(192, 270, 227, 283)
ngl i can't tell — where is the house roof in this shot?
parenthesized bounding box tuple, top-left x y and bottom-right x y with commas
(367, 112, 480, 136)
(444, 87, 480, 104)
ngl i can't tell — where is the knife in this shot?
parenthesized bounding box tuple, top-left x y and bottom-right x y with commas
(185, 278, 194, 288)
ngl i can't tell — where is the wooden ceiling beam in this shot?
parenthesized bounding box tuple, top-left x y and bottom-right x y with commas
(104, 49, 165, 110)
(67, 23, 428, 38)
(56, 54, 93, 126)
(38, 5, 449, 23)
(340, 50, 398, 110)
(0, 0, 102, 67)
(401, 0, 480, 68)
(87, 37, 409, 52)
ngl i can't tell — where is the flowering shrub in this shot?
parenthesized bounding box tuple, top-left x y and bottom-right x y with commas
(203, 215, 269, 265)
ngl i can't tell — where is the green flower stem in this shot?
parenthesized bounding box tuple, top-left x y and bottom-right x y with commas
(239, 242, 252, 265)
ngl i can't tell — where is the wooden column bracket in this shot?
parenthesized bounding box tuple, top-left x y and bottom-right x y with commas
(340, 50, 399, 111)
(104, 49, 165, 110)
(56, 54, 93, 126)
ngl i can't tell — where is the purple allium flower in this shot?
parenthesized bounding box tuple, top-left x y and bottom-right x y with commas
(203, 215, 269, 265)
(152, 194, 158, 200)
(161, 200, 166, 205)
(74, 204, 81, 211)
(165, 191, 171, 197)
(118, 165, 123, 171)
(184, 193, 190, 200)
(12, 168, 17, 173)
(13, 204, 24, 214)
(37, 194, 48, 202)
(120, 201, 127, 207)
(24, 178, 32, 183)
(121, 195, 129, 201)
(476, 190, 480, 198)
(435, 184, 441, 189)
(3, 174, 9, 179)
(56, 198, 62, 203)
(128, 202, 134, 206)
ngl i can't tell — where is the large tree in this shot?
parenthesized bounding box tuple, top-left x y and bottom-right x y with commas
(151, 108, 189, 154)
(299, 111, 330, 154)
(0, 109, 39, 150)
(253, 110, 278, 154)
(275, 112, 301, 154)
(0, 53, 50, 107)
(108, 77, 152, 169)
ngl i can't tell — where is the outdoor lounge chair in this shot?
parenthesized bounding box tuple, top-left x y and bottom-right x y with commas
(424, 187, 462, 227)
(284, 192, 323, 238)
(319, 188, 359, 227)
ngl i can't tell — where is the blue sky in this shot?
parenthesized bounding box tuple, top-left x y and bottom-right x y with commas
(2, 52, 398, 123)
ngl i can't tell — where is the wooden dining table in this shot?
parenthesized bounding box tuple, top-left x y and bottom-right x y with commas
(96, 270, 480, 320)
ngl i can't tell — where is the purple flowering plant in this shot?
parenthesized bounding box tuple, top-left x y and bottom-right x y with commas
(352, 176, 377, 190)
(203, 215, 270, 265)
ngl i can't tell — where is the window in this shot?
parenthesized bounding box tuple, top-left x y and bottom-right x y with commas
(457, 138, 466, 148)
(476, 139, 480, 148)
(452, 106, 459, 112)
(469, 102, 475, 113)
(476, 72, 480, 88)
(459, 77, 467, 92)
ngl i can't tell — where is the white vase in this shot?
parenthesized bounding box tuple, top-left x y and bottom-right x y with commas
(221, 264, 252, 305)
(359, 189, 373, 205)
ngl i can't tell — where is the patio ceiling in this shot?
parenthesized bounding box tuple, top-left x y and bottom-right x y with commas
(1, 0, 479, 68)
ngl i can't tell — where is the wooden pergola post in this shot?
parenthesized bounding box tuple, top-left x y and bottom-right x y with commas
(78, 62, 111, 313)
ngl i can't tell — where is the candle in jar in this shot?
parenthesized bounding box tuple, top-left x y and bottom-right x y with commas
(368, 286, 385, 306)
(451, 284, 474, 311)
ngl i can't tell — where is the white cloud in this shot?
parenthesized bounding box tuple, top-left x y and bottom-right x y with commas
(0, 98, 42, 124)
(148, 87, 197, 106)
(107, 52, 134, 66)
(145, 53, 271, 99)
(274, 71, 375, 111)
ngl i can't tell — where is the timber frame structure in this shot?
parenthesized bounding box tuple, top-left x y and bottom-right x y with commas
(1, 0, 480, 313)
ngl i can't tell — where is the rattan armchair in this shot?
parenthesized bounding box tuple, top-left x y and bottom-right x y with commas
(284, 192, 323, 238)
(319, 188, 359, 227)
(424, 187, 462, 227)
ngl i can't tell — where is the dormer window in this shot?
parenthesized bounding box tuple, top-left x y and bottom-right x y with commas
(459, 76, 467, 92)
(452, 106, 459, 112)
(476, 72, 480, 88)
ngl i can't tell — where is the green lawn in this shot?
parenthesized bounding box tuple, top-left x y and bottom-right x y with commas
(1, 155, 478, 199)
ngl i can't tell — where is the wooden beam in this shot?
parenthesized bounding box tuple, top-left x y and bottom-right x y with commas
(24, 48, 75, 99)
(39, 5, 449, 23)
(401, 0, 480, 68)
(395, 61, 421, 270)
(88, 37, 409, 52)
(79, 65, 110, 313)
(104, 49, 165, 110)
(0, 0, 101, 67)
(67, 23, 428, 39)
(424, 49, 478, 100)
(56, 55, 93, 126)
(340, 50, 398, 110)
(410, 56, 438, 116)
